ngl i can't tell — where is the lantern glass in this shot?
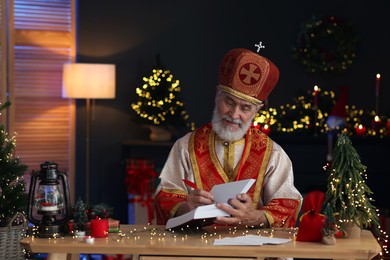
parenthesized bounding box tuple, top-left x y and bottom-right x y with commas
(34, 182, 64, 213)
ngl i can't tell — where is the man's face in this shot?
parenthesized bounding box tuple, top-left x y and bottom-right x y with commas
(211, 92, 258, 141)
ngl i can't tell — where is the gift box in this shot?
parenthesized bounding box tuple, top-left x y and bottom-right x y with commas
(108, 218, 120, 233)
(128, 194, 156, 224)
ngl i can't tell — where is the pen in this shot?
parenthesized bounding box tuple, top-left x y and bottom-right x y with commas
(182, 179, 197, 189)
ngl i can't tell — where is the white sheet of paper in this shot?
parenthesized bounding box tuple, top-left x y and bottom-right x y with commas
(213, 235, 292, 246)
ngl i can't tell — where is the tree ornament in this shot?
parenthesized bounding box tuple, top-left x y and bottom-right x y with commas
(292, 15, 358, 74)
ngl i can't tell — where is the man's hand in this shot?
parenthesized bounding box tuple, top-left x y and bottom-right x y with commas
(176, 189, 214, 216)
(214, 193, 269, 227)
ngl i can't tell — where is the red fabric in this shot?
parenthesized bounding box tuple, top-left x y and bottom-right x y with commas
(261, 198, 301, 228)
(218, 48, 279, 101)
(296, 191, 326, 241)
(155, 189, 187, 225)
(301, 190, 325, 214)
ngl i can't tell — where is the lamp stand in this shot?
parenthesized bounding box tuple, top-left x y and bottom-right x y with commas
(85, 98, 91, 204)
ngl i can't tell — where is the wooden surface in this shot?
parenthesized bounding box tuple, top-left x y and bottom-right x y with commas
(20, 225, 381, 260)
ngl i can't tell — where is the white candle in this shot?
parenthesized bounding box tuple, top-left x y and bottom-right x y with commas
(85, 236, 95, 244)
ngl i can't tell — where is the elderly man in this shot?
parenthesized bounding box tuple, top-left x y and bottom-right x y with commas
(155, 48, 302, 228)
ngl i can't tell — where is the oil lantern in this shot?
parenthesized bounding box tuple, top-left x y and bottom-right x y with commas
(27, 161, 71, 237)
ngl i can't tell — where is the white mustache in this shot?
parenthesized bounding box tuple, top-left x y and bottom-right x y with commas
(221, 115, 243, 126)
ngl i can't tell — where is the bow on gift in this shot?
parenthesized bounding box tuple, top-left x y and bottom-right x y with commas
(296, 190, 326, 242)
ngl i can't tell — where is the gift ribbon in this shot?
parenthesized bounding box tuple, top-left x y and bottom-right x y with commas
(125, 159, 158, 224)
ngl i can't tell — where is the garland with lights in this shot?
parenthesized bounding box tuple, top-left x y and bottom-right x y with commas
(131, 68, 195, 131)
(0, 101, 28, 227)
(292, 15, 358, 74)
(253, 88, 389, 138)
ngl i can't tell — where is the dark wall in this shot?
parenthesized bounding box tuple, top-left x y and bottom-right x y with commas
(76, 0, 390, 223)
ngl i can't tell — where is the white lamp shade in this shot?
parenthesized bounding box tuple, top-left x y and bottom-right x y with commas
(62, 63, 116, 99)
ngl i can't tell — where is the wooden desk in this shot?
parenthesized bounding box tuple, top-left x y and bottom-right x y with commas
(20, 225, 381, 260)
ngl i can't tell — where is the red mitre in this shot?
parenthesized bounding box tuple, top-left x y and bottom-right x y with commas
(218, 48, 279, 105)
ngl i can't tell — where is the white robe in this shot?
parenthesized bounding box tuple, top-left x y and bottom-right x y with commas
(156, 132, 302, 209)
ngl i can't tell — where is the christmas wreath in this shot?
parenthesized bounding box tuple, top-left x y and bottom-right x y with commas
(292, 15, 358, 74)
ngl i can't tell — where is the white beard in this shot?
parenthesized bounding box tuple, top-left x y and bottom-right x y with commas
(211, 106, 254, 142)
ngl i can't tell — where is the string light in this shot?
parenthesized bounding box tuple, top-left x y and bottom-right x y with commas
(253, 88, 389, 137)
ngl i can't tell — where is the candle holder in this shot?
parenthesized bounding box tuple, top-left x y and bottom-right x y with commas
(85, 236, 95, 244)
(90, 218, 109, 238)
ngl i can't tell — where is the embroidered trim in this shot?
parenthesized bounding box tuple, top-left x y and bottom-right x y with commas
(218, 84, 263, 105)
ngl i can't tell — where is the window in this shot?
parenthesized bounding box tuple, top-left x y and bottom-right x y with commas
(0, 0, 76, 198)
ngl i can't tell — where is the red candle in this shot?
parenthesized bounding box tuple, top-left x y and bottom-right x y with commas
(375, 74, 381, 97)
(261, 124, 271, 135)
(355, 124, 366, 136)
(386, 121, 390, 136)
(253, 122, 261, 130)
(90, 219, 109, 238)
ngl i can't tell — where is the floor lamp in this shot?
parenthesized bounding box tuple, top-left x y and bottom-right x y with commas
(62, 63, 116, 204)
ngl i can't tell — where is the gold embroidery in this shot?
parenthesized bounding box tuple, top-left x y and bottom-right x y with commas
(190, 124, 272, 203)
(189, 132, 203, 190)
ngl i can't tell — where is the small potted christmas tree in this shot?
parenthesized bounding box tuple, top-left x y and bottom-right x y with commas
(321, 203, 337, 244)
(323, 133, 379, 238)
(72, 198, 89, 238)
(0, 101, 28, 259)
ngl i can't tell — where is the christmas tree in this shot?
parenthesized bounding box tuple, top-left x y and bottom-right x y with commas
(72, 198, 89, 231)
(131, 63, 194, 131)
(0, 101, 28, 227)
(323, 133, 379, 229)
(321, 203, 337, 237)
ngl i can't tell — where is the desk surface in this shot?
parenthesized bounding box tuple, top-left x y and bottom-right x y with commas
(21, 225, 381, 260)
